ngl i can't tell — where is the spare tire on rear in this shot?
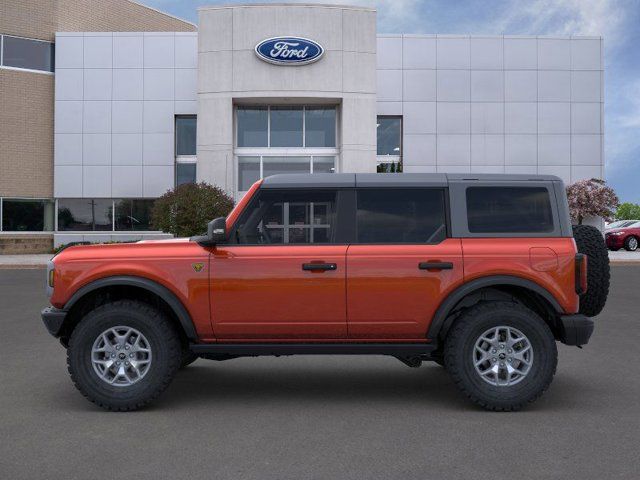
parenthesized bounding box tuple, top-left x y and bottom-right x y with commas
(572, 224, 610, 317)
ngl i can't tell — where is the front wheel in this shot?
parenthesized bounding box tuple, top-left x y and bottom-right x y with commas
(444, 301, 557, 411)
(67, 300, 182, 411)
(180, 350, 199, 369)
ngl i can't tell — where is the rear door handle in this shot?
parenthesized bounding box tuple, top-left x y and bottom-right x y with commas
(302, 263, 337, 271)
(419, 262, 453, 271)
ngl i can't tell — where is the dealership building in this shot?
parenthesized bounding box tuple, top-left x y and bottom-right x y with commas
(0, 2, 604, 250)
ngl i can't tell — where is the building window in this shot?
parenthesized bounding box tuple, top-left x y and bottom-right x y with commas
(56, 199, 157, 232)
(236, 105, 337, 148)
(57, 199, 113, 231)
(175, 115, 197, 186)
(0, 199, 55, 232)
(115, 199, 155, 231)
(235, 106, 338, 192)
(176, 162, 197, 186)
(305, 107, 337, 147)
(237, 107, 268, 147)
(376, 116, 402, 173)
(1, 35, 54, 73)
(270, 107, 304, 147)
(237, 156, 336, 191)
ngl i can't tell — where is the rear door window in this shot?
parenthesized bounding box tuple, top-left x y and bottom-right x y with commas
(356, 188, 447, 243)
(466, 187, 554, 233)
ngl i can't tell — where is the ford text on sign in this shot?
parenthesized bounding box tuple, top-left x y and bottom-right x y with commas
(254, 37, 324, 65)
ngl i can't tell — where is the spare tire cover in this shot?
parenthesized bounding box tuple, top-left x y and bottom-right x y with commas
(572, 224, 610, 317)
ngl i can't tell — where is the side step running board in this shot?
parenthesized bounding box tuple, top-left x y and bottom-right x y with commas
(190, 342, 436, 357)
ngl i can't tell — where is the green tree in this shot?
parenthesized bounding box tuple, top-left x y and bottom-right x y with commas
(616, 202, 640, 220)
(151, 182, 234, 237)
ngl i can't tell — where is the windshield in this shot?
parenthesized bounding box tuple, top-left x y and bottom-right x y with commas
(607, 220, 637, 229)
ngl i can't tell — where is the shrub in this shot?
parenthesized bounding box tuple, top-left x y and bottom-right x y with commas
(566, 178, 619, 225)
(151, 182, 234, 237)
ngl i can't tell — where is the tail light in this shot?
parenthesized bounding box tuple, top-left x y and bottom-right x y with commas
(575, 253, 588, 295)
(46, 260, 55, 298)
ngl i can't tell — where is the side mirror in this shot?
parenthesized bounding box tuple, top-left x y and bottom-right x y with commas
(207, 217, 227, 244)
(192, 217, 227, 247)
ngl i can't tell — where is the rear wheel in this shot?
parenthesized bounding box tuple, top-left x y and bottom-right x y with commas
(572, 224, 610, 317)
(444, 301, 557, 411)
(67, 300, 181, 411)
(624, 235, 638, 251)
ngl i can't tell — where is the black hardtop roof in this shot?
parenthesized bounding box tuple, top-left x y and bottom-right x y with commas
(261, 173, 563, 189)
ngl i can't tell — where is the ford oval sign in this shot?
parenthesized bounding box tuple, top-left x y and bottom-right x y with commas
(255, 37, 324, 66)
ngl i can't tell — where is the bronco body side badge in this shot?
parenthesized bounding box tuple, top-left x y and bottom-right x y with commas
(192, 262, 205, 273)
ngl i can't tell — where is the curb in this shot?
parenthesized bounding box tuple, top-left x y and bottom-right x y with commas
(0, 265, 47, 270)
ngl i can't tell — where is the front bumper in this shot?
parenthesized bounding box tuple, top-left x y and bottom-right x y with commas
(41, 306, 67, 337)
(558, 314, 594, 346)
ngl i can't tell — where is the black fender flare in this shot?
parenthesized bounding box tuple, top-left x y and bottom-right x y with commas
(64, 275, 198, 341)
(427, 275, 563, 341)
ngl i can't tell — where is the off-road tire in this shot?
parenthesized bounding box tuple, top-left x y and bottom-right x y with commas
(444, 301, 557, 411)
(572, 224, 610, 317)
(180, 350, 199, 369)
(67, 300, 181, 411)
(624, 235, 638, 252)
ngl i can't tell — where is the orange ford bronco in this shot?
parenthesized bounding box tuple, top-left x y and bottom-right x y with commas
(42, 173, 609, 411)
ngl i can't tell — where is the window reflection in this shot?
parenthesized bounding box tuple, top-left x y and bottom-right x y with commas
(377, 116, 402, 156)
(237, 107, 268, 147)
(2, 35, 54, 72)
(2, 199, 54, 231)
(270, 107, 304, 147)
(57, 199, 112, 231)
(114, 199, 155, 231)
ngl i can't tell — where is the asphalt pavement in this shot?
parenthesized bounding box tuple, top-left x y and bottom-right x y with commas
(1, 267, 639, 479)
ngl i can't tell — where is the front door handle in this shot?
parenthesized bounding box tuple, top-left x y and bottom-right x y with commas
(302, 263, 337, 272)
(419, 262, 453, 271)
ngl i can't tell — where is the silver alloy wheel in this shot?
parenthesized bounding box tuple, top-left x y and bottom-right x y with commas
(628, 237, 638, 250)
(473, 326, 533, 387)
(91, 326, 152, 387)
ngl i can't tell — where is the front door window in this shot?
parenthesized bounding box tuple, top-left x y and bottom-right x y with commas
(232, 189, 337, 245)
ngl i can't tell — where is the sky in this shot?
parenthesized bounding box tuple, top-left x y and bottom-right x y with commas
(141, 0, 640, 202)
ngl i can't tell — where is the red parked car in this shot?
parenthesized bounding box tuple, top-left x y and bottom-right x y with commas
(605, 222, 640, 251)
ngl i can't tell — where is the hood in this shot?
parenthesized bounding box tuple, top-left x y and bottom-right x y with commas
(53, 237, 201, 262)
(136, 237, 190, 244)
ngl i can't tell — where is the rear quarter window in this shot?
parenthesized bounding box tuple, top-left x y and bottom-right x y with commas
(466, 187, 554, 233)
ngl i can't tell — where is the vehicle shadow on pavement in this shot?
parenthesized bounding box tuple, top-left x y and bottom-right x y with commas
(151, 360, 584, 412)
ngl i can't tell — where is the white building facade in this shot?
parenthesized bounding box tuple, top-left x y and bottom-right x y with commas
(51, 3, 604, 245)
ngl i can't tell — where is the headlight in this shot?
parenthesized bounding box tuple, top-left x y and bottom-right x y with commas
(610, 231, 624, 236)
(46, 260, 55, 297)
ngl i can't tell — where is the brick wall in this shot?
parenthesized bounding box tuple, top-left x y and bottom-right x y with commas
(0, 70, 54, 197)
(0, 0, 195, 200)
(0, 0, 195, 42)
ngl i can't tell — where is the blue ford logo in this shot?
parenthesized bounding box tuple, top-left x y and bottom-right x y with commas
(255, 37, 324, 66)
